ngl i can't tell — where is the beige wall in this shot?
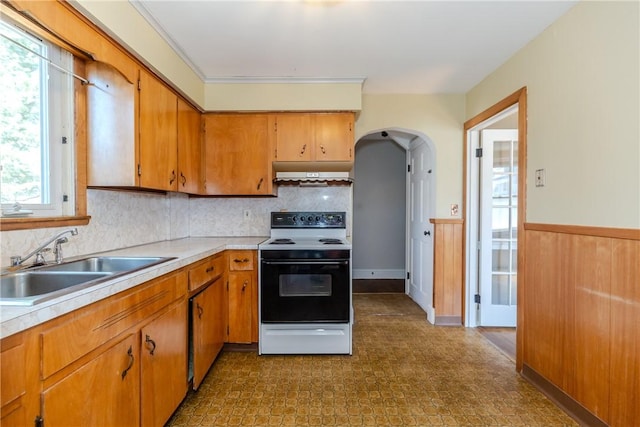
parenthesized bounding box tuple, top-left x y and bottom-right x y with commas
(356, 94, 466, 219)
(466, 1, 640, 229)
(203, 82, 362, 111)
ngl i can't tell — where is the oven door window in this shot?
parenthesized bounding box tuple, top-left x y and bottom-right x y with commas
(280, 274, 331, 297)
(261, 259, 350, 323)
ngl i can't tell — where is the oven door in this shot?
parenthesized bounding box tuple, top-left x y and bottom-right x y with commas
(260, 252, 350, 323)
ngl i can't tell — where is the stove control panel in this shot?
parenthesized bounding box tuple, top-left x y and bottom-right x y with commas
(271, 211, 346, 228)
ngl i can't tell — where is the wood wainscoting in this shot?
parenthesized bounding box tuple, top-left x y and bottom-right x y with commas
(430, 219, 464, 325)
(522, 223, 639, 427)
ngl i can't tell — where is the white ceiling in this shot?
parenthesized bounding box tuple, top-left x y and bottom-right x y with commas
(131, 0, 577, 94)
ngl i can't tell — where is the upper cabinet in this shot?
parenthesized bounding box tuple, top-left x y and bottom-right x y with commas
(203, 114, 276, 196)
(177, 99, 202, 194)
(274, 112, 354, 163)
(138, 69, 178, 192)
(86, 63, 202, 194)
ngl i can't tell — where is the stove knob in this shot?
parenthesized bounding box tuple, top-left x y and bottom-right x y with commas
(315, 216, 321, 222)
(292, 216, 298, 222)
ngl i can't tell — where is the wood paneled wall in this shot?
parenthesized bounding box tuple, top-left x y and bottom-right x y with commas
(431, 219, 464, 325)
(523, 224, 639, 426)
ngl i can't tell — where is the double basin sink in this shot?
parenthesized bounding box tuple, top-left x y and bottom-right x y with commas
(1, 256, 174, 306)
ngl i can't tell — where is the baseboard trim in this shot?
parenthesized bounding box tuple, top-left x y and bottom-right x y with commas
(353, 269, 405, 279)
(522, 364, 607, 427)
(434, 315, 462, 326)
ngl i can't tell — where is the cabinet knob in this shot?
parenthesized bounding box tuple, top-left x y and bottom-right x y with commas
(242, 281, 248, 291)
(257, 177, 264, 190)
(180, 172, 187, 186)
(234, 258, 249, 263)
(169, 170, 176, 185)
(206, 266, 215, 273)
(300, 144, 306, 156)
(320, 145, 326, 154)
(424, 230, 431, 236)
(121, 346, 134, 380)
(145, 334, 156, 355)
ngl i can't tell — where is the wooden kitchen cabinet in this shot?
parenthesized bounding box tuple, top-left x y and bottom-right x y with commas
(226, 250, 258, 343)
(191, 277, 225, 389)
(36, 270, 188, 426)
(274, 112, 354, 163)
(87, 63, 202, 194)
(139, 68, 178, 191)
(141, 301, 188, 427)
(1, 329, 39, 427)
(177, 98, 202, 194)
(203, 114, 276, 195)
(41, 334, 141, 427)
(188, 254, 225, 389)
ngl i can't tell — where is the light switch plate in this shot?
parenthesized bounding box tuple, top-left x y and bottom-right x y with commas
(450, 204, 459, 216)
(535, 169, 545, 187)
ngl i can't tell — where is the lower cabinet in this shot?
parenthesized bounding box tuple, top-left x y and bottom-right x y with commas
(42, 334, 141, 427)
(191, 277, 225, 389)
(36, 270, 187, 426)
(227, 271, 254, 343)
(226, 250, 258, 344)
(141, 301, 188, 426)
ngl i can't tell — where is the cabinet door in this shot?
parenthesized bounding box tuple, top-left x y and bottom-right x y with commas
(42, 334, 140, 427)
(139, 69, 178, 191)
(204, 114, 274, 195)
(313, 113, 354, 161)
(86, 61, 137, 187)
(228, 272, 254, 344)
(275, 113, 312, 161)
(177, 98, 202, 194)
(192, 279, 225, 389)
(141, 301, 188, 427)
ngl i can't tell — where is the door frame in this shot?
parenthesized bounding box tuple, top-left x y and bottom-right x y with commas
(353, 128, 436, 320)
(463, 87, 527, 371)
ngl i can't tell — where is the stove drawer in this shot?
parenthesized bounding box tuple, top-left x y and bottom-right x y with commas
(229, 250, 254, 271)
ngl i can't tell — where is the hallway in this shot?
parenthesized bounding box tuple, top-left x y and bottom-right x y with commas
(167, 294, 576, 426)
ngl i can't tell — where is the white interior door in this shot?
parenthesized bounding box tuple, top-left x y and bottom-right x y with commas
(479, 129, 518, 326)
(408, 141, 434, 322)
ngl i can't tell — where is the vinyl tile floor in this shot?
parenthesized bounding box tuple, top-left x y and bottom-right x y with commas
(166, 294, 577, 426)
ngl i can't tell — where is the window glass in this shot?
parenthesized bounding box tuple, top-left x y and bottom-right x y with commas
(0, 19, 75, 217)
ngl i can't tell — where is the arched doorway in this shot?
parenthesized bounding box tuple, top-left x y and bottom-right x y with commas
(353, 128, 437, 322)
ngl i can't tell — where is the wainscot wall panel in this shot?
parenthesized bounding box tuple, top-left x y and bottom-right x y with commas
(522, 224, 639, 426)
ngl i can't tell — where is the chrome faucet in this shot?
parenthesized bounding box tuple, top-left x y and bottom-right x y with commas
(10, 228, 79, 267)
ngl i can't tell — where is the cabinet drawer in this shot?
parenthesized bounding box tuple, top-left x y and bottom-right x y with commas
(228, 250, 254, 271)
(41, 271, 187, 379)
(188, 254, 224, 292)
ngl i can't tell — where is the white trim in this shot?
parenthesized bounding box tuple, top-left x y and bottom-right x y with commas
(352, 269, 405, 280)
(204, 76, 366, 85)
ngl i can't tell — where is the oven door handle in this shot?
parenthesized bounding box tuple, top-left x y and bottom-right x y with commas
(261, 260, 349, 265)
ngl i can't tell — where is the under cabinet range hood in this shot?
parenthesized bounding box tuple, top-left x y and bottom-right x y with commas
(272, 161, 353, 185)
(274, 171, 353, 185)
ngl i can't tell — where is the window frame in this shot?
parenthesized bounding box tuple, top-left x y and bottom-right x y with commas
(0, 9, 90, 231)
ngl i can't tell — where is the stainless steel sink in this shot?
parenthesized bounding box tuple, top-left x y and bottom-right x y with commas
(1, 271, 112, 306)
(1, 256, 174, 306)
(39, 256, 171, 273)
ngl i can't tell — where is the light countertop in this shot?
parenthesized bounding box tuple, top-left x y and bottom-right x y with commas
(0, 236, 267, 339)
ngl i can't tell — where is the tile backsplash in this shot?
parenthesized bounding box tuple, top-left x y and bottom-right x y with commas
(189, 186, 352, 236)
(1, 186, 351, 267)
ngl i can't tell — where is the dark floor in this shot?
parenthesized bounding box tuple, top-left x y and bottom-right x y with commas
(353, 279, 404, 293)
(167, 294, 576, 426)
